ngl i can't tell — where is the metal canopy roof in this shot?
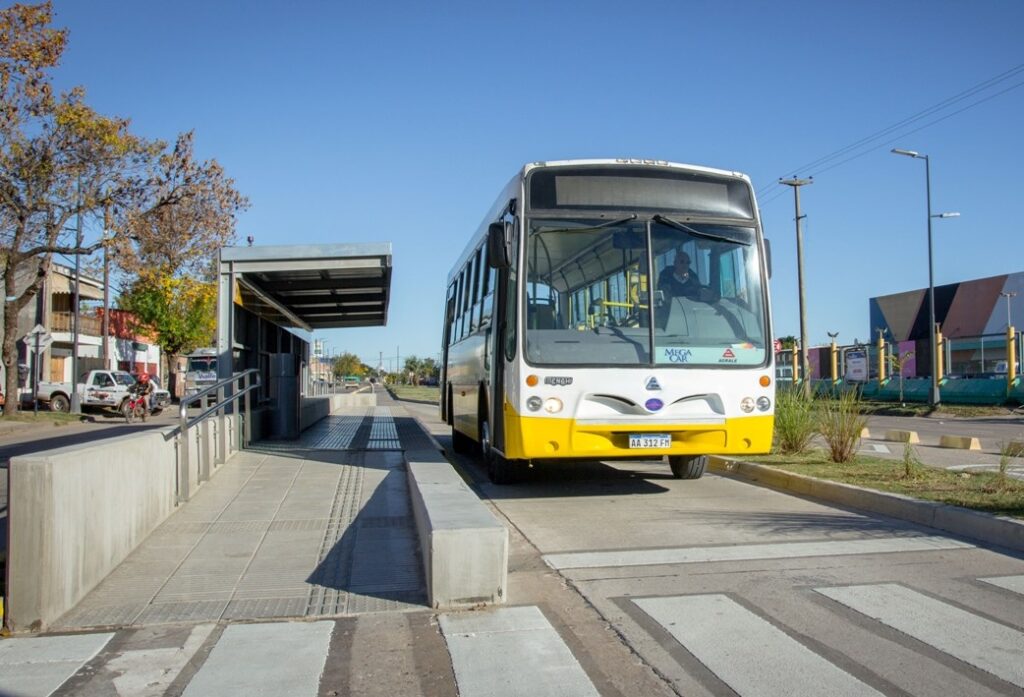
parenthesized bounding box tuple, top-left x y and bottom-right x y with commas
(220, 243, 392, 330)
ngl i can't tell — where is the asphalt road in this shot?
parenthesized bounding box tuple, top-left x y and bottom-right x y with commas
(405, 401, 1024, 696)
(0, 407, 180, 556)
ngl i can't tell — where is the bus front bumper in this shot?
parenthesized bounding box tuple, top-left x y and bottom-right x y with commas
(502, 411, 773, 461)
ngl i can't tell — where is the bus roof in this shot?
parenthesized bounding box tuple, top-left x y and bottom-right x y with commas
(447, 159, 756, 284)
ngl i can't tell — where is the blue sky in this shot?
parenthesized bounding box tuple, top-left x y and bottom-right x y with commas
(45, 0, 1024, 368)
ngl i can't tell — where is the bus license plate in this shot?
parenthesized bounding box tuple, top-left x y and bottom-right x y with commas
(629, 433, 671, 449)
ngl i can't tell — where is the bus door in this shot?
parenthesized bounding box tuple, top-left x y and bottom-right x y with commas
(489, 206, 518, 455)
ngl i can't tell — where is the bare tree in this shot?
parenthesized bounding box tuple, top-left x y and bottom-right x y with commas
(1, 2, 158, 414)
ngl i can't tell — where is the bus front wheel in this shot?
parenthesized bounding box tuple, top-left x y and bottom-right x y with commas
(669, 455, 707, 480)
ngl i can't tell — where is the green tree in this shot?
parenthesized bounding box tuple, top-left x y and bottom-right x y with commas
(1, 2, 159, 415)
(778, 335, 798, 349)
(119, 273, 217, 375)
(403, 355, 424, 385)
(332, 352, 363, 380)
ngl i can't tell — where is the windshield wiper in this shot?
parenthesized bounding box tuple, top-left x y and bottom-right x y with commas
(533, 214, 637, 235)
(653, 215, 752, 246)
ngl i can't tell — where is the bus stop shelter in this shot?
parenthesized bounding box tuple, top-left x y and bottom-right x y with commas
(217, 243, 392, 437)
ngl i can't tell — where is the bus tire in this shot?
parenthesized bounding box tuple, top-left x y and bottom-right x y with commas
(451, 426, 475, 455)
(669, 455, 707, 480)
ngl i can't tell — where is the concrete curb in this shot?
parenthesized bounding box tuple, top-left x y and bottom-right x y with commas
(939, 435, 982, 450)
(401, 416, 508, 609)
(708, 456, 1024, 553)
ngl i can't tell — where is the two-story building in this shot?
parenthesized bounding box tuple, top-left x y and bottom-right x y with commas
(1, 263, 161, 400)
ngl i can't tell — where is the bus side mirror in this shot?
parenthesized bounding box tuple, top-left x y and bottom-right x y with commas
(763, 238, 772, 278)
(487, 222, 510, 269)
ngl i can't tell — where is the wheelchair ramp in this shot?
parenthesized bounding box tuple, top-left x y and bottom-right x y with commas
(56, 407, 428, 629)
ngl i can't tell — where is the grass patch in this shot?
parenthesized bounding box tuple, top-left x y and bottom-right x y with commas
(746, 449, 1024, 519)
(0, 410, 84, 426)
(388, 385, 440, 403)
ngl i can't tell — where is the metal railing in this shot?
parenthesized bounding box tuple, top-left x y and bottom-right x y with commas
(177, 369, 261, 503)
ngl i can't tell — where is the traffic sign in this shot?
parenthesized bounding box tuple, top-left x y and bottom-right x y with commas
(23, 324, 54, 352)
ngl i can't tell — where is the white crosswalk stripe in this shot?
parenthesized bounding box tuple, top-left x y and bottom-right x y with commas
(181, 621, 333, 697)
(816, 583, 1024, 689)
(439, 606, 599, 697)
(543, 535, 973, 570)
(635, 594, 883, 697)
(980, 574, 1024, 596)
(0, 632, 113, 697)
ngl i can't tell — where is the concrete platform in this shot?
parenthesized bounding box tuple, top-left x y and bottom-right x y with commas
(54, 406, 433, 629)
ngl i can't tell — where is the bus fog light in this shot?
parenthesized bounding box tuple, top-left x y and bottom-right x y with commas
(756, 396, 771, 411)
(527, 396, 543, 412)
(543, 397, 563, 414)
(740, 397, 755, 413)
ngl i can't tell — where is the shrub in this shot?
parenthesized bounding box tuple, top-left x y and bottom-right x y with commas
(818, 390, 868, 463)
(773, 388, 817, 454)
(901, 441, 923, 479)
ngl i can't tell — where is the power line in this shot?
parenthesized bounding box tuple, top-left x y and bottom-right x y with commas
(756, 62, 1024, 199)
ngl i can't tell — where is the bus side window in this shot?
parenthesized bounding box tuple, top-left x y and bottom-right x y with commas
(453, 272, 465, 343)
(445, 283, 457, 347)
(469, 247, 482, 333)
(481, 245, 495, 326)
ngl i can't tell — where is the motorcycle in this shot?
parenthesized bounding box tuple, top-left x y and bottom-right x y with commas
(121, 393, 149, 423)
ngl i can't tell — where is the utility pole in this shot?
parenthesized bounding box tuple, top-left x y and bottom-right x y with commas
(780, 177, 813, 398)
(71, 176, 83, 414)
(102, 205, 111, 370)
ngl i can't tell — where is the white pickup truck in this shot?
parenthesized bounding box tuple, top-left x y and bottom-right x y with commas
(36, 369, 170, 414)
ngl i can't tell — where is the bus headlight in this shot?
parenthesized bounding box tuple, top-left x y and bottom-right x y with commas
(527, 396, 543, 412)
(757, 396, 771, 412)
(740, 397, 755, 413)
(543, 397, 563, 414)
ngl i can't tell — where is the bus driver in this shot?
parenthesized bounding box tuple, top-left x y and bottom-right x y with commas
(657, 249, 716, 303)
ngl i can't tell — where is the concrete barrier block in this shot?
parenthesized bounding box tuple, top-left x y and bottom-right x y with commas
(884, 429, 920, 444)
(406, 456, 507, 609)
(939, 435, 982, 450)
(7, 431, 178, 632)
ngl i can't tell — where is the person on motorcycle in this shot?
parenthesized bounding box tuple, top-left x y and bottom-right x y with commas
(130, 372, 155, 413)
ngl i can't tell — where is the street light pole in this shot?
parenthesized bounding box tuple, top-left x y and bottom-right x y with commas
(891, 149, 959, 408)
(780, 177, 812, 398)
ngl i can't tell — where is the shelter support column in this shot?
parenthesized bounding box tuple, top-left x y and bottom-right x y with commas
(877, 333, 887, 385)
(1008, 325, 1017, 388)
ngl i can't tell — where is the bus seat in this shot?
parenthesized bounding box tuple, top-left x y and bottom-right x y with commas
(528, 303, 557, 329)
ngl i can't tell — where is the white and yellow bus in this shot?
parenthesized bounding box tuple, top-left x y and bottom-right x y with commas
(441, 159, 774, 483)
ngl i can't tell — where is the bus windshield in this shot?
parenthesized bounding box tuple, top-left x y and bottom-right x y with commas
(523, 216, 767, 367)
